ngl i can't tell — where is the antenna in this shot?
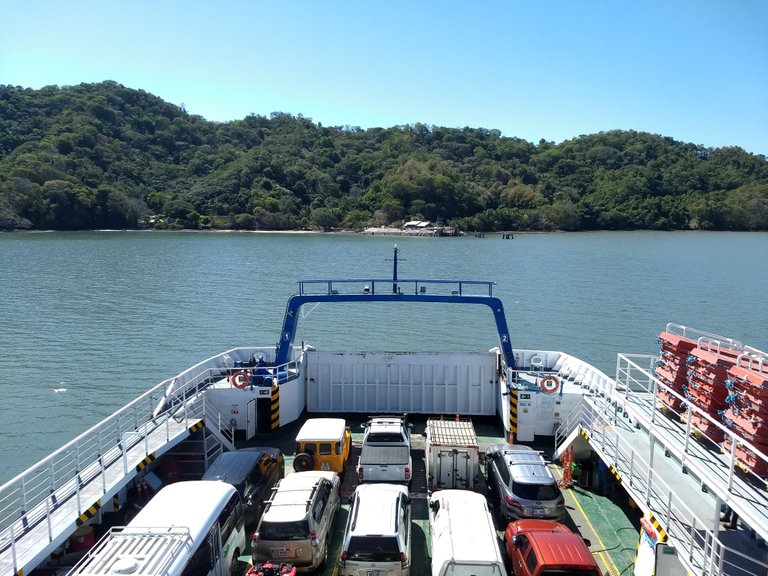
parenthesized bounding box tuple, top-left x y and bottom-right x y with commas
(388, 243, 405, 294)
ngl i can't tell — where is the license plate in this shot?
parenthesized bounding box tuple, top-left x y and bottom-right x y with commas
(367, 571, 380, 576)
(272, 548, 296, 558)
(533, 508, 544, 516)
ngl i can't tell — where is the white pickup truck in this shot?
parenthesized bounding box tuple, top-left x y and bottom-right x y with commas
(356, 415, 413, 484)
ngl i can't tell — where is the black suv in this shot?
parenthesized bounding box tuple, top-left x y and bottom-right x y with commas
(202, 447, 284, 530)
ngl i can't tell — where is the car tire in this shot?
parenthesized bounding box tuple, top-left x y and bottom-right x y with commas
(228, 551, 242, 576)
(293, 452, 315, 472)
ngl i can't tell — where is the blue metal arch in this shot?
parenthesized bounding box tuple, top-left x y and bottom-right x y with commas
(274, 291, 516, 369)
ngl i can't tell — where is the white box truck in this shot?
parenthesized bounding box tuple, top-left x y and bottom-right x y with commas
(425, 418, 480, 492)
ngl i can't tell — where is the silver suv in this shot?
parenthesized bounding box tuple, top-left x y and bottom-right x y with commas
(339, 483, 412, 576)
(251, 471, 341, 573)
(484, 444, 565, 523)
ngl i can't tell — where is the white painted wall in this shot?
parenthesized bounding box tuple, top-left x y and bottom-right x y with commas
(304, 351, 499, 415)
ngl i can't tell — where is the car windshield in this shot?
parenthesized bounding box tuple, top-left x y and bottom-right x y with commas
(260, 520, 310, 540)
(513, 481, 559, 501)
(346, 536, 401, 561)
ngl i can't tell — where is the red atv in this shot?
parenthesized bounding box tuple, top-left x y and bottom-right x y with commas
(246, 563, 296, 576)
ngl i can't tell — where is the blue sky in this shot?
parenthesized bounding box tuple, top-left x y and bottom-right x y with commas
(1, 1, 766, 155)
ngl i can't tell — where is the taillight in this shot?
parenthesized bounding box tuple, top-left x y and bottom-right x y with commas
(505, 496, 522, 510)
(556, 495, 565, 508)
(340, 551, 348, 566)
(405, 467, 411, 480)
(310, 531, 319, 547)
(251, 531, 260, 544)
(400, 552, 407, 567)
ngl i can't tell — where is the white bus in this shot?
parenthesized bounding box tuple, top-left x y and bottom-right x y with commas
(69, 480, 246, 576)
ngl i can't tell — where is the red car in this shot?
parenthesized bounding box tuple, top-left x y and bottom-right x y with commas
(505, 519, 602, 576)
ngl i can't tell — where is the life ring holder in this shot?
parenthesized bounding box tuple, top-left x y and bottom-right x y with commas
(540, 375, 560, 395)
(229, 370, 250, 389)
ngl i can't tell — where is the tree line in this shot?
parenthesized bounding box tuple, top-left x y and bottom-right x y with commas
(1, 81, 766, 232)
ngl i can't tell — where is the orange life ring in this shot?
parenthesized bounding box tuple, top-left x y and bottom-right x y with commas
(540, 375, 560, 395)
(229, 370, 250, 389)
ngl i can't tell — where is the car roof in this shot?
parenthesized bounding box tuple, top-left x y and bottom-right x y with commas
(527, 529, 598, 568)
(368, 420, 404, 433)
(263, 471, 337, 523)
(349, 484, 408, 535)
(295, 418, 347, 442)
(489, 445, 556, 484)
(202, 450, 267, 484)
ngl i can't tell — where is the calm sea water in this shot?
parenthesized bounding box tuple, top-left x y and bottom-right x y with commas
(1, 231, 766, 483)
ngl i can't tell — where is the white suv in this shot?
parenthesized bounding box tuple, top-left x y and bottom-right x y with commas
(339, 483, 412, 576)
(251, 471, 340, 573)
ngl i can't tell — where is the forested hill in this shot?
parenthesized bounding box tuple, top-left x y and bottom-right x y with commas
(1, 81, 767, 232)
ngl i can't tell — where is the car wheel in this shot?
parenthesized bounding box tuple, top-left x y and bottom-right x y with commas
(228, 550, 241, 576)
(293, 452, 315, 472)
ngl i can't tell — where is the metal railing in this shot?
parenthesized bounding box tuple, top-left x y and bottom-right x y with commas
(554, 353, 768, 576)
(0, 349, 300, 573)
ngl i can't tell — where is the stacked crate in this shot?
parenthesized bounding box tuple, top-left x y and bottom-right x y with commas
(721, 357, 768, 476)
(654, 331, 696, 413)
(683, 346, 738, 442)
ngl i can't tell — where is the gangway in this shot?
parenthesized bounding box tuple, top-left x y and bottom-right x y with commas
(555, 352, 768, 576)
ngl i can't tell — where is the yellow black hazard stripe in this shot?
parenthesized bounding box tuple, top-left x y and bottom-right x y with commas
(112, 495, 120, 512)
(508, 389, 518, 438)
(610, 464, 622, 481)
(580, 427, 590, 441)
(76, 499, 101, 526)
(648, 512, 668, 542)
(136, 453, 156, 472)
(188, 419, 205, 433)
(271, 385, 280, 430)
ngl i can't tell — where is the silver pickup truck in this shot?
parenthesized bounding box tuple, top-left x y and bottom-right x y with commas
(356, 415, 413, 484)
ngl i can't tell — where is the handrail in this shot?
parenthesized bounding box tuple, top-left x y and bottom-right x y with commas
(556, 352, 768, 576)
(615, 353, 768, 522)
(0, 357, 237, 570)
(556, 396, 729, 575)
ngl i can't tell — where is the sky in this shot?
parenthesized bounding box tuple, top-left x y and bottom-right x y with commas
(1, 0, 767, 156)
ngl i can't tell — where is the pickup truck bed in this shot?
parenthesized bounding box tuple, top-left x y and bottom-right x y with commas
(359, 445, 410, 465)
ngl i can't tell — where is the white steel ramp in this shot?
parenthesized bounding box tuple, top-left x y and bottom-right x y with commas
(0, 379, 233, 576)
(555, 353, 768, 576)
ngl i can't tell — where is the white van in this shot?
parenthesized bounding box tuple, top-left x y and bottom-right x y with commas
(428, 490, 505, 576)
(67, 481, 246, 576)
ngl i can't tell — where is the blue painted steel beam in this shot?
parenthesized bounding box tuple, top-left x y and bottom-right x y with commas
(274, 292, 516, 369)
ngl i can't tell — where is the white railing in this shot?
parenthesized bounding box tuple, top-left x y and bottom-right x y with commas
(0, 366, 222, 564)
(0, 377, 171, 534)
(554, 352, 768, 576)
(0, 344, 302, 567)
(615, 353, 768, 517)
